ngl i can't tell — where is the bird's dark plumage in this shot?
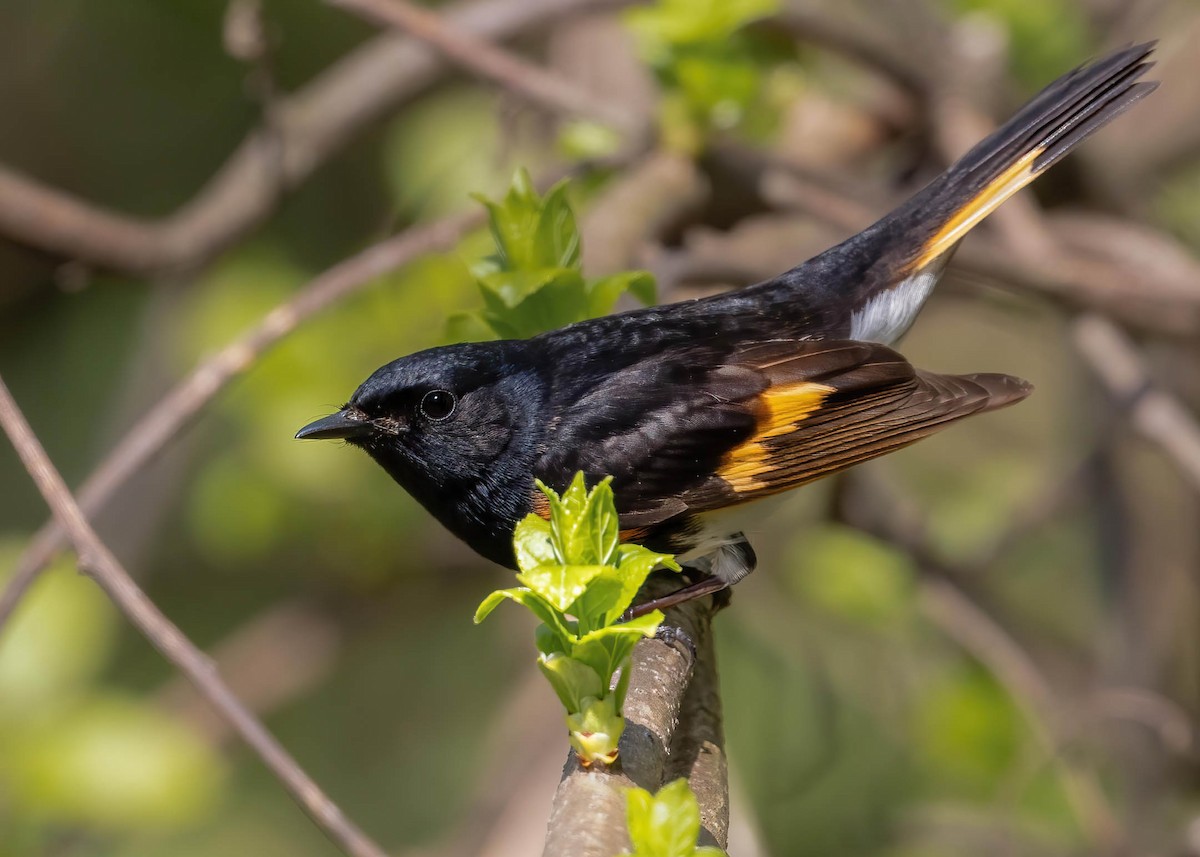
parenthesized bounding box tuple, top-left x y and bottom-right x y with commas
(297, 44, 1156, 597)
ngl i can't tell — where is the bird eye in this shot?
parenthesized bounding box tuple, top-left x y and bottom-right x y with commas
(420, 389, 456, 421)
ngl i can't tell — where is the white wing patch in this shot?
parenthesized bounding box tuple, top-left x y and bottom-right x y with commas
(849, 266, 939, 345)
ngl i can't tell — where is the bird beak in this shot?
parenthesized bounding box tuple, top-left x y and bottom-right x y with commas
(295, 408, 372, 440)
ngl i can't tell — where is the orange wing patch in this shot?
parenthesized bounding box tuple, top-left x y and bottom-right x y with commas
(530, 490, 551, 520)
(619, 526, 652, 542)
(718, 381, 835, 493)
(912, 146, 1044, 270)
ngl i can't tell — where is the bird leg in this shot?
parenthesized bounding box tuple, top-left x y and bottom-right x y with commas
(620, 573, 729, 621)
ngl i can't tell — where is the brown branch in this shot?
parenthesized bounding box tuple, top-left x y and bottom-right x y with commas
(330, 0, 644, 137)
(766, 10, 931, 100)
(579, 151, 709, 279)
(0, 209, 480, 632)
(542, 576, 727, 856)
(155, 600, 342, 747)
(0, 0, 624, 275)
(1073, 313, 1200, 494)
(662, 601, 728, 848)
(0, 375, 390, 857)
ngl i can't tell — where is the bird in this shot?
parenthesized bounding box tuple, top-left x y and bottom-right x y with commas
(297, 44, 1157, 615)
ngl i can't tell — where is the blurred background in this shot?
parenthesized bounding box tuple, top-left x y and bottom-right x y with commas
(1, 0, 1198, 855)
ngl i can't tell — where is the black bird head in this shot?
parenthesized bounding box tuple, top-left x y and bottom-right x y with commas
(296, 340, 544, 566)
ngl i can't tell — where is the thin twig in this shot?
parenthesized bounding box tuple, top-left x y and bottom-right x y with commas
(0, 376, 390, 857)
(0, 210, 480, 631)
(0, 0, 624, 274)
(767, 10, 930, 99)
(156, 600, 342, 747)
(329, 0, 644, 136)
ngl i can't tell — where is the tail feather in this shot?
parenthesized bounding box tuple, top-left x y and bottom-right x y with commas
(954, 43, 1155, 180)
(908, 42, 1157, 270)
(766, 43, 1158, 347)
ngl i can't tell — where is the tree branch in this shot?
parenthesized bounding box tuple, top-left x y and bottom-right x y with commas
(542, 576, 727, 856)
(329, 0, 645, 136)
(0, 375, 390, 857)
(1072, 312, 1200, 494)
(0, 209, 480, 632)
(0, 0, 625, 275)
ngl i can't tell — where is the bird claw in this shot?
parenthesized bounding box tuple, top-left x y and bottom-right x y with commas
(654, 623, 697, 661)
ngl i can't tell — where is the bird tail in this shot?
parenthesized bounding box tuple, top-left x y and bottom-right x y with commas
(779, 42, 1157, 344)
(899, 42, 1157, 272)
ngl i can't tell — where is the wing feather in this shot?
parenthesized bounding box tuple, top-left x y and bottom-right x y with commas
(535, 338, 1030, 535)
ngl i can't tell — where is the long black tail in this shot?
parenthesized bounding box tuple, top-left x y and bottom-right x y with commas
(767, 42, 1158, 344)
(898, 41, 1157, 271)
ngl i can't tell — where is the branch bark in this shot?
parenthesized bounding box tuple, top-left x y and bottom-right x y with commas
(0, 375, 390, 857)
(542, 575, 727, 856)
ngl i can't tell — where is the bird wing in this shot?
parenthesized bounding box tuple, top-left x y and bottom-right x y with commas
(705, 341, 1030, 503)
(536, 340, 1030, 531)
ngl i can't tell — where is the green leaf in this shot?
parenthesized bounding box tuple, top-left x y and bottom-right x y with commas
(625, 778, 708, 857)
(537, 653, 605, 711)
(586, 270, 657, 316)
(477, 268, 578, 310)
(473, 171, 579, 272)
(582, 478, 620, 565)
(444, 310, 500, 343)
(611, 544, 680, 619)
(568, 570, 627, 635)
(572, 617, 659, 684)
(7, 694, 225, 830)
(566, 695, 623, 766)
(612, 653, 634, 709)
(542, 473, 618, 566)
(513, 514, 558, 573)
(625, 0, 777, 49)
(672, 48, 761, 128)
(612, 612, 665, 638)
(517, 564, 609, 613)
(559, 120, 624, 159)
(569, 634, 624, 685)
(534, 622, 570, 657)
(536, 180, 582, 270)
(463, 171, 659, 340)
(624, 271, 658, 306)
(473, 588, 517, 624)
(478, 268, 590, 338)
(0, 549, 116, 718)
(473, 588, 574, 652)
(627, 787, 656, 845)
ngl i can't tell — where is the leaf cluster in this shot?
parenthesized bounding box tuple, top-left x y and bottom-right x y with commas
(626, 779, 725, 857)
(625, 0, 781, 149)
(448, 170, 656, 341)
(475, 473, 680, 766)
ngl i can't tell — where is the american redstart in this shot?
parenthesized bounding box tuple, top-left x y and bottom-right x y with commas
(298, 44, 1156, 614)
